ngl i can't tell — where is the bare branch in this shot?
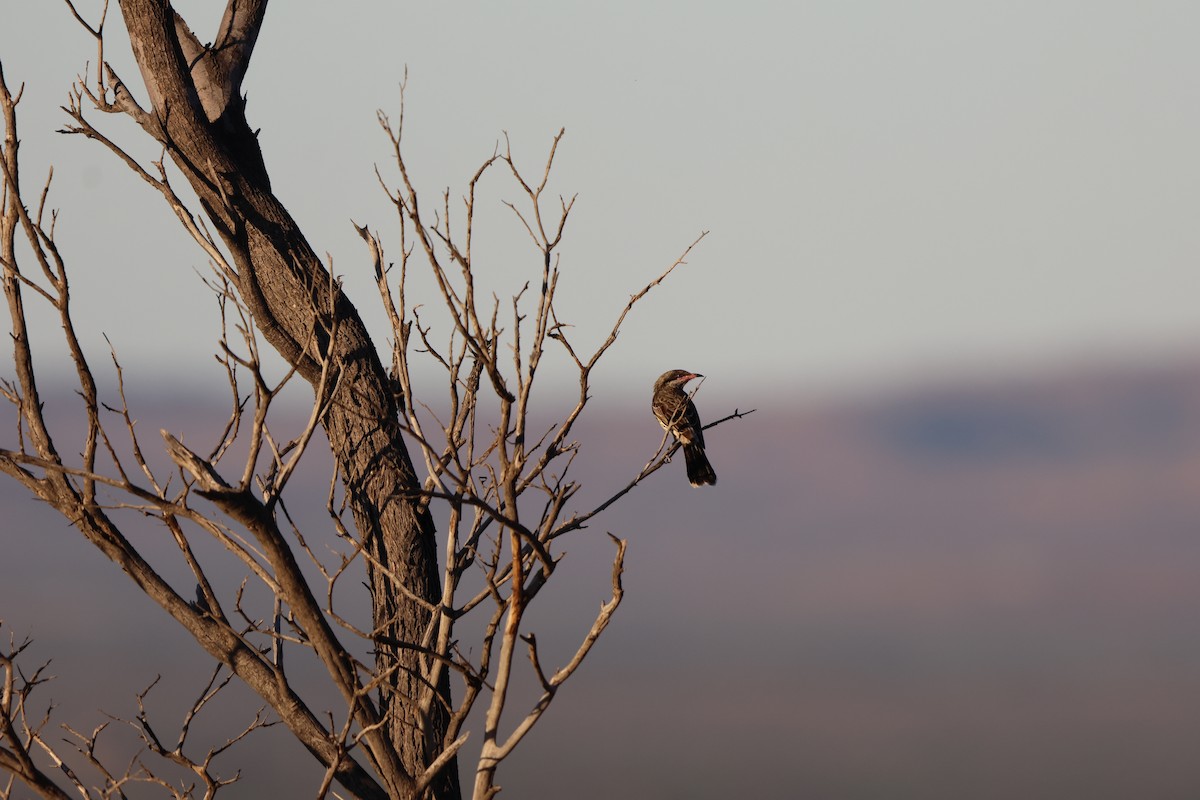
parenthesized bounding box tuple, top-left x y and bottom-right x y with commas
(1, 13, 754, 796)
(0, 633, 75, 800)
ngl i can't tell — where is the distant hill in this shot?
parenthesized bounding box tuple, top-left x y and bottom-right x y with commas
(5, 358, 1200, 798)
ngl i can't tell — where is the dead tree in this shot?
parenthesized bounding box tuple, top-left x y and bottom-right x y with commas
(0, 3, 745, 799)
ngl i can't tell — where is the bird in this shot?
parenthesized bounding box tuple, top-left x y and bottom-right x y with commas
(652, 369, 717, 486)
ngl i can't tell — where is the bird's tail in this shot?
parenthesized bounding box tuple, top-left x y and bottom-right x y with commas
(683, 443, 717, 487)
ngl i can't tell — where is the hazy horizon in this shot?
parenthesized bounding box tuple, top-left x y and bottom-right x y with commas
(6, 354, 1200, 797)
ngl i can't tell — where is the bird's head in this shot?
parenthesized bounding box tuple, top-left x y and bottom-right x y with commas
(655, 369, 703, 392)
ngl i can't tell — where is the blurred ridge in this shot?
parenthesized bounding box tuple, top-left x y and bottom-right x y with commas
(4, 355, 1200, 798)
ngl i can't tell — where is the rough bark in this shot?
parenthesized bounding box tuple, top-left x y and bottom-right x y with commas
(115, 2, 457, 796)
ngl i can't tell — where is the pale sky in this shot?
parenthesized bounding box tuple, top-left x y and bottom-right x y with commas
(3, 1, 1199, 401)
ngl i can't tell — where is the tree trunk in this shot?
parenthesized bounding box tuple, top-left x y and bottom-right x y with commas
(117, 3, 457, 796)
